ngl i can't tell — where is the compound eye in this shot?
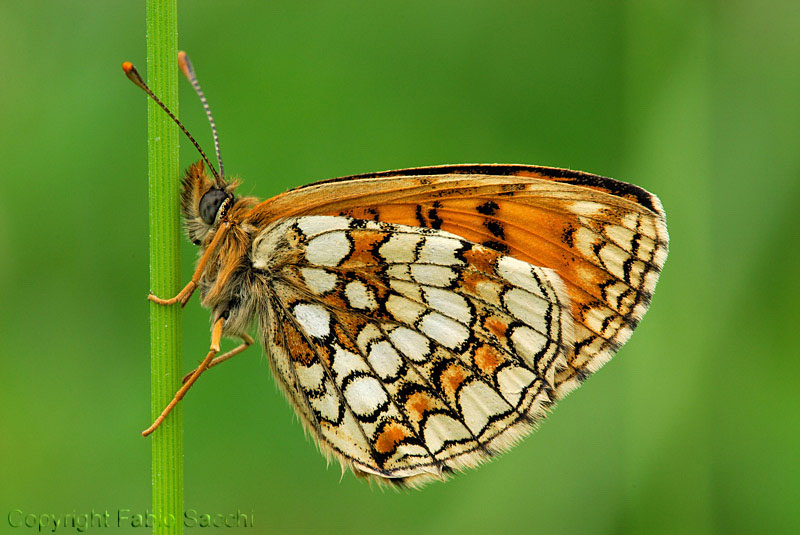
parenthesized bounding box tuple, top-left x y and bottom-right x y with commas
(199, 189, 229, 225)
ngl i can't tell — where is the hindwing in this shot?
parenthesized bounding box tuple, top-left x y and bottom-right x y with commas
(253, 215, 573, 484)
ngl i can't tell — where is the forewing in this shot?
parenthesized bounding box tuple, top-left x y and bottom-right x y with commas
(246, 164, 668, 397)
(253, 216, 573, 485)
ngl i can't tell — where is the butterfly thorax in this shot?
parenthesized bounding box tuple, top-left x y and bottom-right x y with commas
(198, 225, 264, 331)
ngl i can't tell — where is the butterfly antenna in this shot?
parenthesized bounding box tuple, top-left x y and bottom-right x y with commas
(178, 51, 226, 187)
(121, 60, 222, 184)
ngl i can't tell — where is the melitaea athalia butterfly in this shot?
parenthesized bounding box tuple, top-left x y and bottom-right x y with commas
(124, 52, 668, 487)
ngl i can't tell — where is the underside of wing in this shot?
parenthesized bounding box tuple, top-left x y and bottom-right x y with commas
(246, 165, 668, 398)
(253, 216, 573, 486)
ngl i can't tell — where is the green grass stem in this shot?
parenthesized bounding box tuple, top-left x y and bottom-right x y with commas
(146, 0, 183, 533)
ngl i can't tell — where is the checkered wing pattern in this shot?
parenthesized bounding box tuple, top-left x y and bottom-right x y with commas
(252, 216, 573, 485)
(247, 165, 668, 399)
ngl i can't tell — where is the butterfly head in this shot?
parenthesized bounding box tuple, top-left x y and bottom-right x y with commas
(181, 160, 240, 245)
(123, 54, 246, 246)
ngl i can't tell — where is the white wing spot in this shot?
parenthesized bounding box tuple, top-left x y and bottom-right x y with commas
(423, 287, 471, 324)
(390, 279, 423, 301)
(497, 256, 543, 296)
(294, 303, 331, 339)
(573, 227, 599, 262)
(300, 267, 338, 295)
(309, 379, 341, 421)
(459, 381, 510, 434)
(296, 216, 351, 237)
(621, 212, 639, 230)
(378, 233, 422, 264)
(321, 411, 372, 465)
(345, 280, 377, 310)
(599, 244, 626, 281)
(386, 294, 425, 325)
(419, 312, 469, 350)
(496, 366, 537, 405)
(332, 346, 370, 381)
(305, 232, 351, 266)
(344, 376, 387, 417)
(423, 413, 471, 453)
(295, 362, 325, 391)
(509, 325, 548, 366)
(417, 236, 463, 265)
(568, 200, 607, 218)
(605, 224, 636, 253)
(355, 324, 382, 350)
(368, 340, 403, 380)
(389, 327, 431, 362)
(503, 287, 549, 325)
(410, 264, 457, 287)
(387, 264, 412, 281)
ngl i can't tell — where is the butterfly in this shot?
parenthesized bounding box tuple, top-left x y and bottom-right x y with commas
(124, 52, 668, 487)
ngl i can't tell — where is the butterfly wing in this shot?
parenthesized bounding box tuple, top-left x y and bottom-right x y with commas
(253, 215, 573, 485)
(246, 165, 668, 398)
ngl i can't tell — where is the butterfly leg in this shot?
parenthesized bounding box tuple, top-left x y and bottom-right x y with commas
(180, 333, 254, 384)
(142, 316, 225, 437)
(148, 222, 230, 307)
(148, 280, 197, 307)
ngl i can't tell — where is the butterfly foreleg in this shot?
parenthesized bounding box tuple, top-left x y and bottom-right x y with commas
(148, 222, 231, 307)
(180, 332, 254, 384)
(142, 315, 226, 436)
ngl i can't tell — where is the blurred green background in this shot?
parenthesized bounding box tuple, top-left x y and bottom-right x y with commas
(2, 1, 798, 533)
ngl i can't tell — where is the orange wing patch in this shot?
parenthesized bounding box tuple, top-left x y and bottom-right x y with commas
(245, 166, 667, 399)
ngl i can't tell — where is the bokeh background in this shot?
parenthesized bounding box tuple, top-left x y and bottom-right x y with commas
(2, 1, 799, 534)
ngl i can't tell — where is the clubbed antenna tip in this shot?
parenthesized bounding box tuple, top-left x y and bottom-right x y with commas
(121, 58, 224, 186)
